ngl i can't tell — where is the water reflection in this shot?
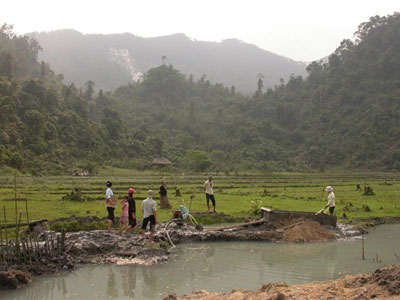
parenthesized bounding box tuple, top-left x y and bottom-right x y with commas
(204, 246, 215, 273)
(121, 267, 136, 298)
(107, 266, 118, 298)
(142, 267, 157, 299)
(0, 224, 399, 300)
(259, 241, 338, 280)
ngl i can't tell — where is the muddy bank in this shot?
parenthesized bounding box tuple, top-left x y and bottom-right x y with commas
(342, 216, 400, 233)
(163, 264, 400, 300)
(0, 217, 356, 289)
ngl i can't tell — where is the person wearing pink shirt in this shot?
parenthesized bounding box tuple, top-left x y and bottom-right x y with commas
(119, 196, 129, 233)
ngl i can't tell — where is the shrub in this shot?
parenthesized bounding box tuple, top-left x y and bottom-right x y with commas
(250, 200, 263, 215)
(362, 186, 376, 196)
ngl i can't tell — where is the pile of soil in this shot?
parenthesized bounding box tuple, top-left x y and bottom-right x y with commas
(163, 264, 400, 300)
(273, 218, 336, 243)
(0, 270, 31, 289)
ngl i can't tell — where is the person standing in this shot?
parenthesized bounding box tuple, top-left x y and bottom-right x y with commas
(119, 196, 129, 233)
(324, 186, 335, 215)
(140, 190, 157, 242)
(204, 176, 216, 213)
(159, 180, 171, 209)
(105, 181, 117, 231)
(126, 188, 136, 233)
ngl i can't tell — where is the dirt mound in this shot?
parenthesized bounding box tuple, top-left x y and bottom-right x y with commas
(0, 270, 31, 289)
(370, 264, 400, 294)
(273, 217, 335, 243)
(164, 265, 400, 300)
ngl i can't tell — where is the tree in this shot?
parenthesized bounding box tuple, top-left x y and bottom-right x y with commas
(0, 23, 15, 39)
(185, 150, 212, 171)
(0, 52, 14, 78)
(256, 73, 264, 95)
(101, 108, 123, 139)
(84, 80, 95, 100)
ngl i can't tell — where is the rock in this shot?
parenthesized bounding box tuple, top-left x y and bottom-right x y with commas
(272, 292, 286, 300)
(163, 294, 178, 300)
(31, 223, 47, 235)
(259, 282, 288, 292)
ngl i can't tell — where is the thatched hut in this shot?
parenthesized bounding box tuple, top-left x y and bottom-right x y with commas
(151, 157, 172, 168)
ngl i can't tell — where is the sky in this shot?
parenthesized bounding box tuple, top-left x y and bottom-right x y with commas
(1, 0, 399, 62)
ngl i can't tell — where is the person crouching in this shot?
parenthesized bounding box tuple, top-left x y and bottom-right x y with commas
(140, 190, 157, 242)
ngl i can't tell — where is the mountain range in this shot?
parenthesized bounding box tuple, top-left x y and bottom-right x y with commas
(30, 30, 307, 93)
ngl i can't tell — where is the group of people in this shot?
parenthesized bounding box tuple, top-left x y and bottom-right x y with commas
(104, 177, 336, 242)
(104, 176, 218, 241)
(105, 181, 158, 242)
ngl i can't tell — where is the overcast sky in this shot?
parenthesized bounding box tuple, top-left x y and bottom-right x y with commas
(2, 0, 399, 61)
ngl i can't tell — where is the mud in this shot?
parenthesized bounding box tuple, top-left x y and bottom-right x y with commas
(0, 216, 359, 289)
(342, 216, 400, 233)
(0, 270, 31, 289)
(163, 264, 400, 300)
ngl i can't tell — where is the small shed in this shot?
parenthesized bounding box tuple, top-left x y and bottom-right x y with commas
(151, 157, 172, 168)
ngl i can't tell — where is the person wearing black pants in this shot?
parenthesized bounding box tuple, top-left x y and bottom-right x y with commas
(204, 176, 216, 213)
(126, 187, 136, 233)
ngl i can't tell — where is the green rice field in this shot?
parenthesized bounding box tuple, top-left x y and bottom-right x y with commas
(0, 169, 399, 231)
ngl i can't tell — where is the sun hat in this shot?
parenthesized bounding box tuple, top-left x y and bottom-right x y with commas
(326, 186, 333, 192)
(128, 188, 135, 194)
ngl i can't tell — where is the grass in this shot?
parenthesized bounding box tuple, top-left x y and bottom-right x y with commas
(0, 170, 399, 234)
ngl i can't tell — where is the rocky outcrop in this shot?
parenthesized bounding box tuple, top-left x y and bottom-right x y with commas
(109, 48, 143, 81)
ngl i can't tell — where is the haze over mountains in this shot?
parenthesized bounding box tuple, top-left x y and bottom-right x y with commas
(30, 30, 307, 93)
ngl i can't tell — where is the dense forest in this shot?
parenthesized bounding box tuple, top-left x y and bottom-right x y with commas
(30, 30, 307, 93)
(1, 13, 399, 175)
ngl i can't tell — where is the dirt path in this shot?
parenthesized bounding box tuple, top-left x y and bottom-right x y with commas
(163, 265, 400, 300)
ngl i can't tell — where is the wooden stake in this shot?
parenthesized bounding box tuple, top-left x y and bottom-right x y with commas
(25, 197, 30, 234)
(3, 207, 9, 262)
(214, 219, 265, 231)
(61, 229, 65, 253)
(50, 234, 55, 257)
(0, 212, 3, 262)
(0, 219, 48, 229)
(15, 210, 23, 262)
(362, 234, 365, 260)
(14, 172, 17, 224)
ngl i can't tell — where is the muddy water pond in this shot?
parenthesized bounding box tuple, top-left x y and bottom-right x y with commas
(1, 224, 400, 300)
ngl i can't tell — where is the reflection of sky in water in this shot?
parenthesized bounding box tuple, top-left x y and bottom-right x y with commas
(1, 224, 399, 300)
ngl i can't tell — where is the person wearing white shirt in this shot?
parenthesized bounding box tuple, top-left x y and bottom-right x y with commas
(324, 186, 336, 215)
(204, 176, 216, 213)
(105, 181, 117, 231)
(140, 190, 157, 242)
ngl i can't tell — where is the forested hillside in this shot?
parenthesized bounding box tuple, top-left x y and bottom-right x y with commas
(29, 30, 307, 93)
(0, 24, 129, 174)
(248, 13, 400, 171)
(1, 13, 399, 175)
(105, 12, 400, 172)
